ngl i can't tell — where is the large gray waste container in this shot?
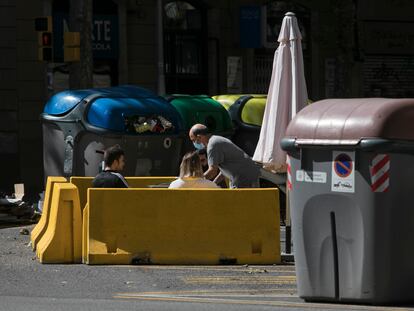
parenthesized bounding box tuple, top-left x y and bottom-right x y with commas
(281, 98, 414, 304)
(41, 85, 184, 179)
(213, 94, 266, 156)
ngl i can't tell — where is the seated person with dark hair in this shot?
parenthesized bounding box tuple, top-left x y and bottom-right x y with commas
(196, 148, 227, 188)
(92, 145, 129, 188)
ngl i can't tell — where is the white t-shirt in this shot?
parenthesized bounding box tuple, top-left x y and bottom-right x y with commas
(168, 177, 219, 189)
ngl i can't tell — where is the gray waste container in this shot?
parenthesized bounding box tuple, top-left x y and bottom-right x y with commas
(281, 98, 414, 304)
(41, 85, 184, 179)
(213, 94, 266, 156)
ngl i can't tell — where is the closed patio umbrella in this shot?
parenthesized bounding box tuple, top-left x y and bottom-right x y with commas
(253, 12, 308, 172)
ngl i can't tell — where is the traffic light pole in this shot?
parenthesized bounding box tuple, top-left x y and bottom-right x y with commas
(69, 0, 93, 89)
(156, 0, 166, 95)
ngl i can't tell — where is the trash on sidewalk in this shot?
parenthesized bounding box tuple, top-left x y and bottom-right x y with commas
(14, 184, 24, 200)
(19, 228, 30, 235)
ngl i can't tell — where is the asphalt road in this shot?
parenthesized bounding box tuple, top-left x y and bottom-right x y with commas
(0, 225, 413, 311)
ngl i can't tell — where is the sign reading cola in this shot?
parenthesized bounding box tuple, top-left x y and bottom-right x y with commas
(91, 15, 118, 57)
(53, 13, 119, 60)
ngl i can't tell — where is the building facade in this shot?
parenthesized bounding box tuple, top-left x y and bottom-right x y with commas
(1, 0, 414, 197)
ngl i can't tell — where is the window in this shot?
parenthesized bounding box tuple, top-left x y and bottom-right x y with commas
(163, 1, 207, 94)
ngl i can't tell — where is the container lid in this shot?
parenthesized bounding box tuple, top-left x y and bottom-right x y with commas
(212, 94, 265, 110)
(213, 94, 267, 127)
(284, 98, 414, 145)
(43, 85, 156, 116)
(88, 96, 183, 133)
(166, 95, 233, 132)
(43, 89, 95, 115)
(239, 96, 267, 126)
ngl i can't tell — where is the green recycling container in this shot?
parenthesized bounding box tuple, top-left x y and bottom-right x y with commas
(165, 94, 234, 156)
(213, 94, 267, 156)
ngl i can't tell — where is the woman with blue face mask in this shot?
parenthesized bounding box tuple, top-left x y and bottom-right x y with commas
(168, 151, 219, 189)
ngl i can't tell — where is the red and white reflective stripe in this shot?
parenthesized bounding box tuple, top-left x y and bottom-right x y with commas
(370, 154, 390, 192)
(286, 155, 292, 190)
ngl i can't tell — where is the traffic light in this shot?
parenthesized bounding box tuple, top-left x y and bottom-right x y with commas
(38, 31, 53, 61)
(35, 16, 53, 62)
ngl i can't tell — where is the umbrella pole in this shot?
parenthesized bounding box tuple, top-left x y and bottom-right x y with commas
(285, 189, 292, 254)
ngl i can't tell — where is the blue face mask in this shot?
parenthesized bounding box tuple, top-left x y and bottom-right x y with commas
(193, 141, 204, 150)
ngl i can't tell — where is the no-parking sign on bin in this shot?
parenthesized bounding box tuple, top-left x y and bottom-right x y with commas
(281, 98, 414, 304)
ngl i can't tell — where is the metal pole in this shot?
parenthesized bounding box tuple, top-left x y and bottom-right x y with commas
(69, 0, 93, 89)
(285, 188, 292, 254)
(156, 0, 166, 95)
(81, 0, 93, 88)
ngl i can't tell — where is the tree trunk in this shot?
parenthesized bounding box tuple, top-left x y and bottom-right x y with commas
(69, 0, 93, 89)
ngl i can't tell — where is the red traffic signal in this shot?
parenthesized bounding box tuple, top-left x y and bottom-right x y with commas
(38, 32, 53, 61)
(40, 32, 52, 47)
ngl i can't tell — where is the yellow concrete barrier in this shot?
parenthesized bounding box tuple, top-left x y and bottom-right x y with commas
(70, 176, 177, 209)
(82, 203, 89, 263)
(126, 177, 177, 188)
(36, 183, 82, 263)
(84, 188, 280, 265)
(69, 177, 92, 211)
(31, 176, 67, 250)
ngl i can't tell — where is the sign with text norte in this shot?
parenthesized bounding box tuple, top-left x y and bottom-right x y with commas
(53, 13, 119, 60)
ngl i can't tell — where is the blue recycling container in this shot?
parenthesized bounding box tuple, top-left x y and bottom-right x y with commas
(41, 85, 184, 179)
